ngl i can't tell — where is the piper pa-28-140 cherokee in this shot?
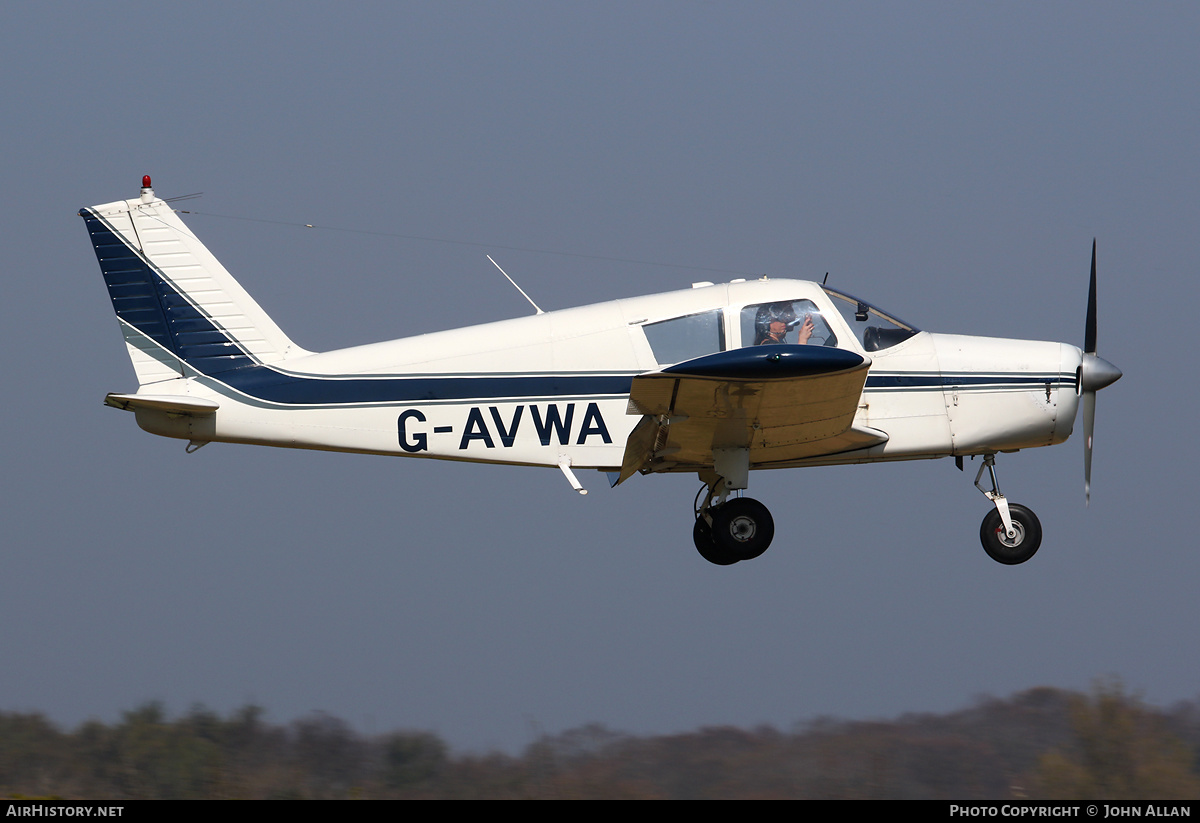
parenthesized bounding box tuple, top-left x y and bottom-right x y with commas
(80, 177, 1121, 566)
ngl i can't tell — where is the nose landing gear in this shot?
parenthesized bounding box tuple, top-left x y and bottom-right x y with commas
(973, 454, 1042, 565)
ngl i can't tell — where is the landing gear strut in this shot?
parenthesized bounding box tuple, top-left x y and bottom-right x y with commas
(692, 476, 775, 565)
(973, 454, 1042, 565)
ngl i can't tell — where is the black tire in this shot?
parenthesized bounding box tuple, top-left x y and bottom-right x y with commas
(979, 504, 1042, 565)
(710, 498, 775, 561)
(694, 516, 739, 565)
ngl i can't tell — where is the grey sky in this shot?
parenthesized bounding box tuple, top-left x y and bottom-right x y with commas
(1, 2, 1195, 752)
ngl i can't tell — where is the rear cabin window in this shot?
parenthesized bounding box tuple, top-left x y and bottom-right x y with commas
(642, 309, 725, 365)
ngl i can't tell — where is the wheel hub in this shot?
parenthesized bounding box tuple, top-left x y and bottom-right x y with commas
(995, 520, 1025, 547)
(727, 515, 757, 543)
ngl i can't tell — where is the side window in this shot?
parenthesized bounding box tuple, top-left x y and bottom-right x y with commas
(642, 309, 725, 365)
(739, 299, 837, 347)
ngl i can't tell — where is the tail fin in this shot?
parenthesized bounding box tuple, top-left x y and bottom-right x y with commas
(80, 177, 311, 386)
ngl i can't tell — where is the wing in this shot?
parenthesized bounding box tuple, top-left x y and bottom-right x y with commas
(617, 345, 884, 483)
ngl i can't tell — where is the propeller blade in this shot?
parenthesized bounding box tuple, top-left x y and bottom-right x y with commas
(1085, 239, 1098, 354)
(1083, 389, 1096, 506)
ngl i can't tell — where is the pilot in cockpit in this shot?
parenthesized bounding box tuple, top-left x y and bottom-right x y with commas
(754, 302, 815, 346)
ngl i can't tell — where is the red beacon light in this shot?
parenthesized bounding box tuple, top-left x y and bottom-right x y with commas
(141, 175, 152, 189)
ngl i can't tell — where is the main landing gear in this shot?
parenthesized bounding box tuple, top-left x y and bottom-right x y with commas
(972, 454, 1042, 565)
(692, 476, 775, 565)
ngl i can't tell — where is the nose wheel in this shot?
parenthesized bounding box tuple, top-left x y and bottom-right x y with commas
(972, 454, 1042, 565)
(980, 503, 1042, 565)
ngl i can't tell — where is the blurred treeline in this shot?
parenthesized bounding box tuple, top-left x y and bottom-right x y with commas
(2, 682, 1198, 799)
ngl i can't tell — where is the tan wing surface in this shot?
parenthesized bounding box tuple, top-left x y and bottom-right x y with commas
(618, 345, 882, 482)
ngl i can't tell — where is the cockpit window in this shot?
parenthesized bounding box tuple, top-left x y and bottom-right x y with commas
(642, 309, 725, 365)
(821, 287, 920, 352)
(739, 299, 837, 348)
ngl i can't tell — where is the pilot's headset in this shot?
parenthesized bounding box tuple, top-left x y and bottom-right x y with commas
(755, 303, 796, 343)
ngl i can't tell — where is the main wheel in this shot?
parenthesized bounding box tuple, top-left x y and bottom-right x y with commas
(979, 504, 1042, 565)
(710, 498, 775, 561)
(693, 516, 740, 565)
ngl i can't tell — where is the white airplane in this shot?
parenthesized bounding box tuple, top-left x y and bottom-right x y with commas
(81, 177, 1121, 566)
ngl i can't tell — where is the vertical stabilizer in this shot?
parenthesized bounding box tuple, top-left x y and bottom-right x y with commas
(81, 177, 311, 386)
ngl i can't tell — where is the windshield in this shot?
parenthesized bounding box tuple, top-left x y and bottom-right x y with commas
(821, 287, 920, 352)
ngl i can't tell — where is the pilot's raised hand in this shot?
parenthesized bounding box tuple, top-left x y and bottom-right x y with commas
(797, 314, 815, 344)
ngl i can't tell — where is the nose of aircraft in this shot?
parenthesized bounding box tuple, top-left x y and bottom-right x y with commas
(1079, 353, 1122, 392)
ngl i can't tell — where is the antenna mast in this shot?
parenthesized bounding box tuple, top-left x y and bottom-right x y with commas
(487, 254, 544, 314)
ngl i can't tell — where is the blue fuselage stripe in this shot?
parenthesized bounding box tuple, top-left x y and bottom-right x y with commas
(218, 369, 635, 404)
(866, 374, 1075, 389)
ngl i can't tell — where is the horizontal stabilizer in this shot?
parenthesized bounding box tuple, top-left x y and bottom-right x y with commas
(104, 393, 219, 416)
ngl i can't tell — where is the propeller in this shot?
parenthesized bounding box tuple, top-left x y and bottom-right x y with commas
(1078, 239, 1123, 504)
